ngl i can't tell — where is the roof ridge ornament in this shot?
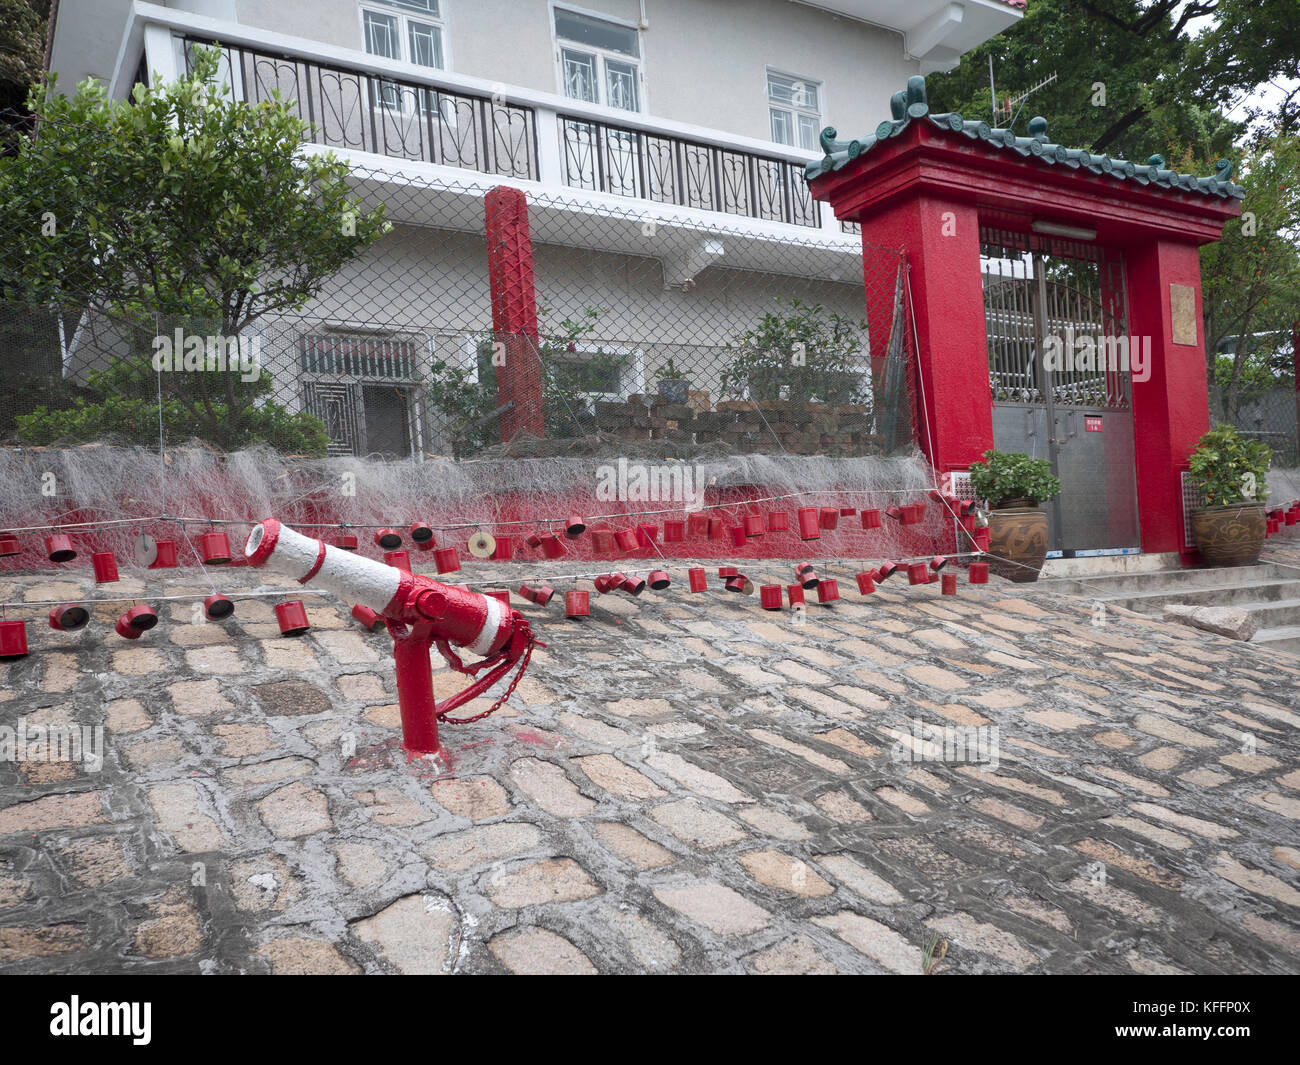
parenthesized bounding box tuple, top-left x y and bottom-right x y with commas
(805, 76, 1244, 201)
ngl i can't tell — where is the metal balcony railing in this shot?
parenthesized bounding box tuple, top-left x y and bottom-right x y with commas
(183, 37, 538, 179)
(181, 35, 822, 229)
(557, 115, 819, 228)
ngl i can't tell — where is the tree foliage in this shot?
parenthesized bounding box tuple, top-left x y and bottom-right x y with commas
(0, 46, 390, 452)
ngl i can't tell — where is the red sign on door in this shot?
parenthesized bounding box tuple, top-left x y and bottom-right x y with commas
(1084, 416, 1103, 432)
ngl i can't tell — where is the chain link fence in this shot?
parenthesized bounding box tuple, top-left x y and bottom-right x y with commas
(0, 108, 916, 466)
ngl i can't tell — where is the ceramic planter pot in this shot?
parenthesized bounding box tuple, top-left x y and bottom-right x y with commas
(1190, 503, 1266, 567)
(986, 503, 1049, 583)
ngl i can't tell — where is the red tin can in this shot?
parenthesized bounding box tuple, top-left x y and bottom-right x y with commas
(150, 540, 178, 568)
(688, 512, 709, 537)
(743, 514, 764, 537)
(335, 533, 359, 551)
(434, 547, 460, 574)
(969, 561, 989, 584)
(941, 572, 958, 595)
(384, 550, 411, 572)
(647, 570, 670, 590)
(519, 583, 555, 606)
(760, 584, 783, 610)
(855, 572, 876, 595)
(688, 568, 707, 592)
(907, 562, 930, 585)
(200, 594, 233, 621)
(45, 534, 76, 563)
(92, 551, 120, 583)
(409, 521, 435, 545)
(492, 535, 518, 560)
(795, 562, 819, 589)
(786, 583, 805, 606)
(663, 520, 685, 543)
(819, 507, 840, 531)
(199, 530, 233, 564)
(796, 507, 820, 540)
(767, 512, 789, 532)
(728, 525, 747, 548)
(565, 590, 590, 616)
(352, 603, 383, 630)
(707, 517, 725, 540)
(49, 603, 89, 631)
(374, 528, 402, 550)
(860, 509, 882, 529)
(565, 515, 587, 538)
(817, 579, 840, 603)
(590, 530, 615, 555)
(275, 600, 310, 636)
(0, 619, 29, 657)
(614, 528, 640, 553)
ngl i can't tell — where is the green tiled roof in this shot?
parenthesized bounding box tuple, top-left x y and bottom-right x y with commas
(806, 75, 1243, 200)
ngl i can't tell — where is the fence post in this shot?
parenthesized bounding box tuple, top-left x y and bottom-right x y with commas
(485, 186, 545, 442)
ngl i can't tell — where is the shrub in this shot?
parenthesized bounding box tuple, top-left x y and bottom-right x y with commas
(1187, 424, 1271, 506)
(968, 449, 1061, 506)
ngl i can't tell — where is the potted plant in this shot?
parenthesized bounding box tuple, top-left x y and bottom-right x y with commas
(655, 358, 691, 404)
(1187, 425, 1271, 566)
(968, 449, 1061, 583)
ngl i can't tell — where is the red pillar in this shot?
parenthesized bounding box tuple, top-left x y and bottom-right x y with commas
(1293, 321, 1300, 465)
(860, 197, 992, 472)
(1125, 239, 1212, 556)
(485, 186, 545, 441)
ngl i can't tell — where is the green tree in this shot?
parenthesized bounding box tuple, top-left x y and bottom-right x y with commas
(1197, 133, 1300, 421)
(720, 298, 869, 404)
(0, 45, 390, 452)
(0, 0, 48, 116)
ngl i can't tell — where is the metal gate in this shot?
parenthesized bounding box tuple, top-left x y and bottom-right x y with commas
(981, 228, 1139, 555)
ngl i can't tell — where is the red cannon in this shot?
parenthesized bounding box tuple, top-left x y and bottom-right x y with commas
(245, 519, 540, 759)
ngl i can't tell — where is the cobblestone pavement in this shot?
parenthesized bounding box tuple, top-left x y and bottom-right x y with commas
(1, 556, 1298, 975)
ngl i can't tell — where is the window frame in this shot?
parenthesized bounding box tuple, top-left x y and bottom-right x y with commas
(358, 0, 452, 115)
(550, 2, 645, 113)
(766, 68, 823, 151)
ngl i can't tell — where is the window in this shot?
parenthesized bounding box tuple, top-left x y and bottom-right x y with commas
(554, 7, 641, 112)
(361, 1, 447, 112)
(767, 70, 821, 151)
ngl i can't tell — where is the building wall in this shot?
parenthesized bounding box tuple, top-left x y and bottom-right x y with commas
(265, 221, 871, 451)
(227, 0, 915, 143)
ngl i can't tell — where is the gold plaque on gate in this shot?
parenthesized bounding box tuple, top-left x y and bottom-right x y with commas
(1170, 284, 1197, 346)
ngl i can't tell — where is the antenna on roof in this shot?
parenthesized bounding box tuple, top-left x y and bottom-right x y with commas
(993, 72, 1058, 130)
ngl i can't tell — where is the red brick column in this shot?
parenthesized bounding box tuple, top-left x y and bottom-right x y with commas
(485, 186, 545, 441)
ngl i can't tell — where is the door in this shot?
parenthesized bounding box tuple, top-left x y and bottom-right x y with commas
(981, 229, 1139, 556)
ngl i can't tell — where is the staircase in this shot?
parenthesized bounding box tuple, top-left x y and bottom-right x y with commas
(1035, 561, 1300, 655)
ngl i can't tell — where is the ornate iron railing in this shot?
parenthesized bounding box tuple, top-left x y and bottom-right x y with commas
(558, 115, 819, 228)
(182, 37, 538, 180)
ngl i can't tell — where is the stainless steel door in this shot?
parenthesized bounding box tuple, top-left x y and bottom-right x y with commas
(981, 230, 1139, 555)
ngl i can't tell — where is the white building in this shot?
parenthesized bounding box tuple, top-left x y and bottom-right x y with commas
(46, 0, 1022, 457)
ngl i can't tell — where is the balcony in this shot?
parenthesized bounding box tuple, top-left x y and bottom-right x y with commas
(180, 34, 824, 232)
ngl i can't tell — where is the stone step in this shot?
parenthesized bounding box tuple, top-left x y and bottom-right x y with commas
(1251, 624, 1300, 656)
(1091, 579, 1300, 615)
(1036, 562, 1300, 598)
(1227, 598, 1300, 629)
